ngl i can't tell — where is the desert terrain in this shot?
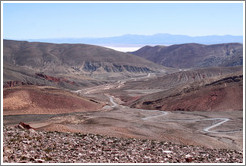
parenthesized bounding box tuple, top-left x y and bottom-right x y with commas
(3, 40, 244, 163)
(4, 72, 243, 150)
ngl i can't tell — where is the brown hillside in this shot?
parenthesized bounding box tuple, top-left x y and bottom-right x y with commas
(3, 39, 167, 75)
(3, 86, 103, 115)
(129, 74, 243, 111)
(121, 66, 243, 90)
(130, 43, 243, 68)
(3, 39, 173, 90)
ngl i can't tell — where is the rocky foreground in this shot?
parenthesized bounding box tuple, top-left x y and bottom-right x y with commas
(3, 126, 243, 163)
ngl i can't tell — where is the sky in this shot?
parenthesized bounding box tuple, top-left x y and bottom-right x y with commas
(2, 2, 244, 40)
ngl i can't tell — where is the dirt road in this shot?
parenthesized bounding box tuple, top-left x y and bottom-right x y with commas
(107, 95, 241, 134)
(3, 73, 243, 150)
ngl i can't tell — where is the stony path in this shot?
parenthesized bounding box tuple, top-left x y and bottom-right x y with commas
(3, 126, 243, 163)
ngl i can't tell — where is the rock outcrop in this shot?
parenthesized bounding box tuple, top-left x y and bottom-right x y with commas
(17, 122, 35, 130)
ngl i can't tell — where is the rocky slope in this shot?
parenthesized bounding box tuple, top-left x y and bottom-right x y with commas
(3, 126, 243, 163)
(130, 43, 243, 68)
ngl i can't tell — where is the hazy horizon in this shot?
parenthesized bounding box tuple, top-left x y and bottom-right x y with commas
(3, 33, 243, 41)
(3, 2, 244, 40)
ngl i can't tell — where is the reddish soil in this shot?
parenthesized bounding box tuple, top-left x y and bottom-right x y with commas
(132, 75, 243, 111)
(35, 73, 75, 85)
(160, 83, 243, 111)
(3, 85, 103, 115)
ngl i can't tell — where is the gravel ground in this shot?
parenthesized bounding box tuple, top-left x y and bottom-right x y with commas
(3, 126, 243, 163)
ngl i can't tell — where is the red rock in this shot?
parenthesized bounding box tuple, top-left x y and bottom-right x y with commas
(185, 157, 193, 162)
(35, 73, 76, 85)
(17, 122, 35, 130)
(185, 154, 193, 162)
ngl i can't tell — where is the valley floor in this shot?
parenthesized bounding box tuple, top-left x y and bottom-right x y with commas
(4, 96, 243, 151)
(3, 71, 244, 163)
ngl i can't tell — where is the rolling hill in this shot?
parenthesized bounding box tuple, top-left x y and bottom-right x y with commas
(3, 39, 166, 74)
(3, 85, 103, 115)
(3, 40, 171, 89)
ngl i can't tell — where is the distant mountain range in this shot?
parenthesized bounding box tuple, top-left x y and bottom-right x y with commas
(21, 33, 243, 45)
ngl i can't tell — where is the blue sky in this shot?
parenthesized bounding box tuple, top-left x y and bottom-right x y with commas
(3, 2, 244, 39)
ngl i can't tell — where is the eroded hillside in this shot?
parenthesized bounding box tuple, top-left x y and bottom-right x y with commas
(130, 43, 243, 68)
(128, 74, 243, 111)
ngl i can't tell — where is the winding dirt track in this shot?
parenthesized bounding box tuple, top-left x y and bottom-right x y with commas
(20, 73, 241, 150)
(79, 72, 241, 135)
(202, 118, 229, 133)
(107, 95, 241, 134)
